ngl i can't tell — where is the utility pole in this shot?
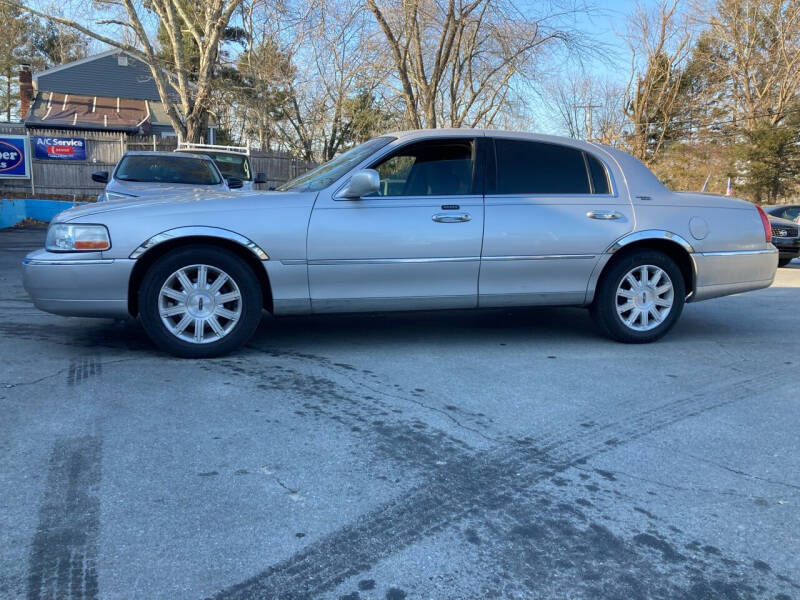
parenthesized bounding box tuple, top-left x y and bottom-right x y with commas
(573, 104, 600, 141)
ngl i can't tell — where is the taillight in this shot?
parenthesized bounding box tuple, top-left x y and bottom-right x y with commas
(756, 205, 772, 243)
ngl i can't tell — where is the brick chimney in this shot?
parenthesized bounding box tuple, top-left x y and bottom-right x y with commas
(19, 65, 33, 120)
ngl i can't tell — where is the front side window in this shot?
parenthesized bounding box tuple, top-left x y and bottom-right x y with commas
(115, 155, 222, 185)
(494, 139, 609, 195)
(371, 139, 475, 196)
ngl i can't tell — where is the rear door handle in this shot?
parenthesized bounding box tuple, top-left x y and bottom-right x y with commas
(432, 212, 471, 223)
(587, 210, 622, 220)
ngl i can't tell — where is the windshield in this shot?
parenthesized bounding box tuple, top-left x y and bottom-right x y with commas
(116, 155, 222, 185)
(178, 151, 252, 181)
(278, 137, 395, 192)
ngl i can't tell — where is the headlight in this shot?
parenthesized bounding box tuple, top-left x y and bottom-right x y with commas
(46, 224, 111, 252)
(104, 190, 136, 202)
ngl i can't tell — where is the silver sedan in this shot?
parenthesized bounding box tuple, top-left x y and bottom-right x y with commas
(23, 129, 777, 357)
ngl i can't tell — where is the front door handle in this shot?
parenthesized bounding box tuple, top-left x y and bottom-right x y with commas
(432, 212, 471, 223)
(587, 210, 622, 220)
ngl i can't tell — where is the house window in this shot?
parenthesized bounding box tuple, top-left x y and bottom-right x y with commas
(117, 55, 128, 67)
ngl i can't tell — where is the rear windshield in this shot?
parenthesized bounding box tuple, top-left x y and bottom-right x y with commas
(178, 151, 251, 180)
(115, 155, 222, 185)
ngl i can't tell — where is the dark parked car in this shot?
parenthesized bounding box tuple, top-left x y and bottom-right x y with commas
(767, 215, 800, 267)
(764, 204, 800, 223)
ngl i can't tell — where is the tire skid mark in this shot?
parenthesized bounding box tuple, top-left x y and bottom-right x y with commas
(210, 357, 473, 473)
(27, 435, 102, 600)
(244, 344, 500, 440)
(208, 352, 795, 600)
(461, 488, 772, 600)
(66, 357, 102, 386)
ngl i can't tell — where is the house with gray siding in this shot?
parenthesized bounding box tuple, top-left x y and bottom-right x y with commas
(22, 50, 213, 140)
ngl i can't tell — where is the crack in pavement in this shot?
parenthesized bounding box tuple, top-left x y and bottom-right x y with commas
(638, 442, 800, 492)
(0, 358, 139, 388)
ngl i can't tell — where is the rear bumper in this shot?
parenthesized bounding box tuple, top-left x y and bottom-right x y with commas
(691, 247, 778, 302)
(22, 250, 134, 318)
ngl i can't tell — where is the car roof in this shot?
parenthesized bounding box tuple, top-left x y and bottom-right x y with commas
(387, 128, 594, 146)
(174, 148, 246, 157)
(123, 150, 212, 160)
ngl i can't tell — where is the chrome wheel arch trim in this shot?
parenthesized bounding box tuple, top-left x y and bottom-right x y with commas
(606, 229, 696, 254)
(130, 227, 269, 261)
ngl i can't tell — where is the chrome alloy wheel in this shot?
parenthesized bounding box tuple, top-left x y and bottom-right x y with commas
(615, 265, 674, 332)
(158, 264, 242, 344)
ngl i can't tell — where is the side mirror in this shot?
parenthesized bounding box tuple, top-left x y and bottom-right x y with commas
(91, 171, 109, 183)
(253, 172, 267, 184)
(339, 169, 380, 199)
(227, 177, 243, 190)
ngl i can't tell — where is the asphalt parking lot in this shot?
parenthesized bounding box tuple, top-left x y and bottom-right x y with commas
(1, 227, 799, 600)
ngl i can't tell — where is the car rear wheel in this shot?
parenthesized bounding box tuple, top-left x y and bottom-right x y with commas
(590, 250, 685, 343)
(778, 257, 794, 267)
(139, 246, 262, 358)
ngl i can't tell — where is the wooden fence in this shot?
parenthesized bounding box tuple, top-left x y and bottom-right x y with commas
(0, 124, 315, 200)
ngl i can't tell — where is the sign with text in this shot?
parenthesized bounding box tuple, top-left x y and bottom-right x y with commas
(0, 135, 30, 178)
(33, 136, 87, 161)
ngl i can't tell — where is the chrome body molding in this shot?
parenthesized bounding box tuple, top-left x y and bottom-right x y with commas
(23, 258, 115, 266)
(607, 230, 695, 254)
(311, 256, 479, 265)
(130, 227, 269, 260)
(281, 255, 595, 266)
(481, 254, 596, 262)
(698, 249, 776, 257)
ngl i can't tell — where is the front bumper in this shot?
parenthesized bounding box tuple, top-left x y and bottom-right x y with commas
(22, 250, 135, 318)
(772, 236, 800, 259)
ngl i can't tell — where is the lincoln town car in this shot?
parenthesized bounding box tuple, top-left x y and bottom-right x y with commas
(22, 129, 778, 357)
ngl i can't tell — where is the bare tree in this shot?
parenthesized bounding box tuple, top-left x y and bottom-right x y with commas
(227, 0, 395, 161)
(365, 0, 581, 129)
(698, 0, 800, 128)
(624, 0, 692, 162)
(546, 72, 627, 144)
(13, 0, 244, 141)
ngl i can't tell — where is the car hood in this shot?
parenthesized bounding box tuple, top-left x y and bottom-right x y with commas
(55, 189, 287, 222)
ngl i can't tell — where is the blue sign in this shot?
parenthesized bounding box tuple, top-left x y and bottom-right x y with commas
(0, 135, 29, 178)
(33, 136, 87, 161)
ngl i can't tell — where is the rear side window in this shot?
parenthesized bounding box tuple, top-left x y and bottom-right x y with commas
(494, 139, 608, 195)
(586, 153, 610, 194)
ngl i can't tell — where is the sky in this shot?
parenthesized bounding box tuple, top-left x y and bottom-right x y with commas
(69, 0, 663, 136)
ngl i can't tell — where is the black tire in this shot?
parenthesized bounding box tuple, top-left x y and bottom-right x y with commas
(138, 245, 263, 358)
(590, 250, 686, 344)
(778, 257, 794, 267)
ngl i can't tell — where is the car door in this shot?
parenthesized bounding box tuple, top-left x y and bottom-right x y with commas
(307, 136, 485, 312)
(480, 136, 633, 307)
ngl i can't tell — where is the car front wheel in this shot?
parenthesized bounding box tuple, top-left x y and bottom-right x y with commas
(590, 250, 685, 343)
(139, 246, 263, 358)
